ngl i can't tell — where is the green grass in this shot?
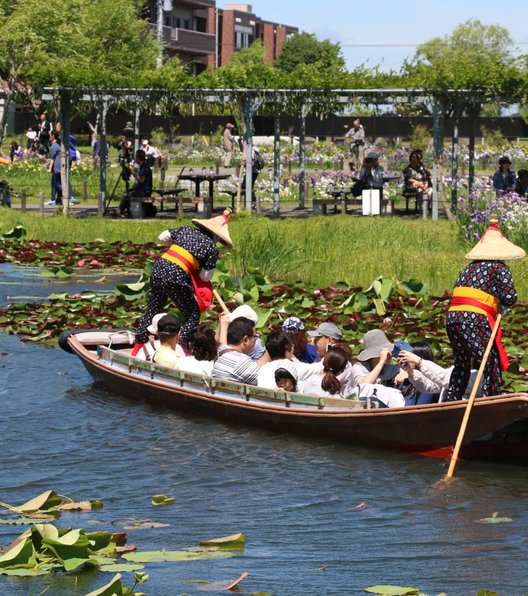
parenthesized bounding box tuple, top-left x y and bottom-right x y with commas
(1, 209, 526, 300)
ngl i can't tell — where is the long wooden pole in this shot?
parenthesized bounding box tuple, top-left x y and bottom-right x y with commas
(445, 313, 502, 479)
(212, 289, 228, 313)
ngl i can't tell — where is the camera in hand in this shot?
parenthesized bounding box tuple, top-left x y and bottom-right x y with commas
(392, 339, 413, 358)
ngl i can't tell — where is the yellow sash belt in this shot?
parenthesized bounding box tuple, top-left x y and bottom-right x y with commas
(160, 245, 199, 275)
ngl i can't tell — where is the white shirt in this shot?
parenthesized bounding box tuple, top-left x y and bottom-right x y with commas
(177, 356, 214, 377)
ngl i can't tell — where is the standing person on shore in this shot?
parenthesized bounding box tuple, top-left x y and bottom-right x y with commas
(131, 209, 234, 355)
(222, 123, 235, 168)
(47, 131, 62, 206)
(344, 118, 365, 169)
(445, 220, 525, 401)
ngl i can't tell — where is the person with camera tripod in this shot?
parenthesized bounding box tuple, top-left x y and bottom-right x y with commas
(118, 149, 154, 218)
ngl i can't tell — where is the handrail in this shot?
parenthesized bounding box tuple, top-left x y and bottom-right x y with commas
(98, 347, 364, 410)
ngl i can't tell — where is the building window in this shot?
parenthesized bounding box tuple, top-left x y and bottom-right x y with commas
(234, 25, 254, 49)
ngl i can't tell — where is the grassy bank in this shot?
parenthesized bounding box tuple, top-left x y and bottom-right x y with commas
(1, 209, 527, 299)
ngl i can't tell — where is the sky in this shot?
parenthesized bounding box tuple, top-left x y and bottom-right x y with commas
(224, 0, 528, 72)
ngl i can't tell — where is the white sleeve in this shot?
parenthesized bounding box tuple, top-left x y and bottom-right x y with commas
(199, 268, 215, 282)
(408, 360, 451, 393)
(158, 230, 172, 244)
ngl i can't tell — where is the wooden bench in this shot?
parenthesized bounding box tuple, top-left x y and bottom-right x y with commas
(313, 191, 394, 216)
(312, 190, 351, 215)
(152, 188, 192, 217)
(402, 188, 430, 217)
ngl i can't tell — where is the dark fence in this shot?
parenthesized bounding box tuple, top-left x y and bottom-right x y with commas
(12, 108, 528, 141)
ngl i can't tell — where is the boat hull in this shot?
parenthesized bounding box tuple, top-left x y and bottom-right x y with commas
(65, 332, 528, 463)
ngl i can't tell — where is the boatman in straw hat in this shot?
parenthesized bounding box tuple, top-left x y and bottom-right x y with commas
(445, 219, 525, 401)
(131, 208, 233, 356)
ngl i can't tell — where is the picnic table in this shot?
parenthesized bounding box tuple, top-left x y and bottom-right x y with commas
(179, 172, 230, 218)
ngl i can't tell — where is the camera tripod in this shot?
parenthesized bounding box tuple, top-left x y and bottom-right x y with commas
(104, 169, 130, 215)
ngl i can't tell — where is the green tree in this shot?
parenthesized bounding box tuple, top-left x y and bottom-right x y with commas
(404, 19, 519, 97)
(275, 32, 346, 75)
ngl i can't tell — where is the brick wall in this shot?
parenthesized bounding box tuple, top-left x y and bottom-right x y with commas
(262, 23, 275, 63)
(221, 10, 235, 66)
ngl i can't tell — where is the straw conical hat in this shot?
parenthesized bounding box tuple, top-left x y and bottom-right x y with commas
(192, 208, 233, 248)
(465, 220, 526, 261)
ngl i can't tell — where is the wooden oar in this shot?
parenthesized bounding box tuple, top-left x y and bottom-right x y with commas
(445, 313, 502, 479)
(212, 289, 228, 313)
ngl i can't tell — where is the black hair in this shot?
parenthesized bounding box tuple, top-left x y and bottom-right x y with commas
(265, 330, 292, 360)
(226, 317, 255, 345)
(52, 131, 60, 141)
(498, 156, 511, 166)
(157, 314, 181, 339)
(135, 149, 146, 162)
(188, 323, 217, 361)
(274, 367, 297, 392)
(321, 346, 349, 395)
(411, 341, 434, 363)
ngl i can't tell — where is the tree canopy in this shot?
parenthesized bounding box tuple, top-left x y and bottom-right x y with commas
(275, 32, 346, 75)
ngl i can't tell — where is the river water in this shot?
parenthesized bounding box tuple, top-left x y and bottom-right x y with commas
(1, 266, 527, 595)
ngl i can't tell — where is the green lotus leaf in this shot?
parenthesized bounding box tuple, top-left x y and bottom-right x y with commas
(479, 511, 513, 524)
(122, 548, 234, 563)
(1, 225, 26, 239)
(151, 494, 176, 507)
(199, 532, 245, 549)
(84, 573, 125, 596)
(0, 533, 35, 568)
(1, 490, 62, 514)
(85, 531, 113, 551)
(364, 586, 422, 596)
(99, 564, 145, 573)
(0, 567, 48, 576)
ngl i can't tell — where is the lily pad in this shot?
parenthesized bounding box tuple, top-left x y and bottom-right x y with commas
(365, 586, 422, 596)
(199, 533, 245, 549)
(0, 489, 62, 514)
(479, 512, 513, 524)
(99, 563, 145, 573)
(122, 548, 235, 563)
(151, 494, 176, 507)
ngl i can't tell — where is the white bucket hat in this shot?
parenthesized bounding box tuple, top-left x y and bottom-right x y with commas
(147, 312, 168, 335)
(228, 304, 258, 324)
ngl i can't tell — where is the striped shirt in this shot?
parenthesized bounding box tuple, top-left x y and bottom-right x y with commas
(212, 349, 260, 385)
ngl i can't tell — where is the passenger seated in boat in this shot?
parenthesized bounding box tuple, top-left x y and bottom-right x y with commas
(307, 322, 343, 360)
(281, 317, 319, 363)
(397, 344, 480, 402)
(274, 365, 298, 393)
(394, 342, 440, 405)
(350, 329, 400, 387)
(211, 317, 261, 385)
(301, 346, 352, 398)
(152, 315, 182, 368)
(134, 312, 186, 362)
(217, 304, 266, 363)
(176, 323, 217, 377)
(257, 330, 322, 390)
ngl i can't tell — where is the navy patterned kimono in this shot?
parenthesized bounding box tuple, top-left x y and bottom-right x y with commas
(135, 226, 219, 346)
(445, 260, 517, 400)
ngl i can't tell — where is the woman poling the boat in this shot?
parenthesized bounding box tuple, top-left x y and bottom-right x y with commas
(131, 208, 234, 356)
(445, 219, 525, 401)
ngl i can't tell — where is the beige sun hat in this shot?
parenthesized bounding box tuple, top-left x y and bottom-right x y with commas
(465, 220, 526, 261)
(192, 208, 233, 248)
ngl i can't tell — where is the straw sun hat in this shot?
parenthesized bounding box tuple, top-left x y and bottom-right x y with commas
(192, 208, 233, 248)
(465, 220, 526, 261)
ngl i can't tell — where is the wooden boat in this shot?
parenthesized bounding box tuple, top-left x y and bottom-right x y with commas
(60, 329, 528, 463)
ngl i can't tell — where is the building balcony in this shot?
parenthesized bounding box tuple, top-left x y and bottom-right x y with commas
(162, 26, 216, 56)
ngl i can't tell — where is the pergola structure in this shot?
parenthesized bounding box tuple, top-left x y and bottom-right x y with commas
(42, 87, 504, 219)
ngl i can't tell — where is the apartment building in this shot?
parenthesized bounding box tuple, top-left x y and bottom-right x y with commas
(147, 1, 297, 74)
